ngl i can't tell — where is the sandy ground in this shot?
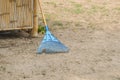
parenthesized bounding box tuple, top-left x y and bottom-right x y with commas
(0, 0, 120, 80)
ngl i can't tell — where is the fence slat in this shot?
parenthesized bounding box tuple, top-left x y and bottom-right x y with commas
(0, 0, 33, 31)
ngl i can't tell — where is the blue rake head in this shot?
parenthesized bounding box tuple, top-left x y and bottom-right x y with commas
(37, 26, 69, 53)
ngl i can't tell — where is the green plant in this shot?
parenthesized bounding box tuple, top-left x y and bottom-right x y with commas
(38, 25, 46, 34)
(0, 65, 6, 71)
(74, 8, 84, 14)
(87, 22, 96, 30)
(114, 7, 120, 13)
(114, 7, 120, 11)
(91, 5, 108, 13)
(45, 14, 51, 21)
(45, 2, 57, 7)
(73, 3, 84, 14)
(53, 21, 63, 26)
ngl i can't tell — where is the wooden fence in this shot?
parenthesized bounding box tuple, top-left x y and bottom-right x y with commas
(0, 0, 34, 31)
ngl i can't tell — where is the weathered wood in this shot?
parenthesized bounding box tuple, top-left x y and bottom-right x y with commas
(31, 0, 38, 37)
(0, 0, 34, 31)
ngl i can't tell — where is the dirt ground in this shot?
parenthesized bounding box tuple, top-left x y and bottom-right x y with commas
(0, 0, 120, 80)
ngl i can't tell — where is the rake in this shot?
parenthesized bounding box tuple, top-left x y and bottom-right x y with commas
(37, 0, 69, 53)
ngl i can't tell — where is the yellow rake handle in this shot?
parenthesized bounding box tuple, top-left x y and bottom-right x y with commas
(38, 0, 47, 26)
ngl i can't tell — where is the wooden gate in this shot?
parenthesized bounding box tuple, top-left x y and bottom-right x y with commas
(0, 0, 34, 31)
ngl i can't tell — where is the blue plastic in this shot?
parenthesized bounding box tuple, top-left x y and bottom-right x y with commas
(37, 26, 69, 53)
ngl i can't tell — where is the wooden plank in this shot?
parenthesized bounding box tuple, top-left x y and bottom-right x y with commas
(5, 0, 10, 29)
(16, 0, 23, 28)
(0, 0, 10, 29)
(0, 1, 1, 28)
(16, 0, 20, 28)
(0, 0, 33, 31)
(8, 0, 17, 29)
(0, 26, 32, 31)
(2, 0, 6, 29)
(16, 0, 33, 29)
(31, 0, 38, 37)
(29, 0, 32, 27)
(26, 0, 29, 27)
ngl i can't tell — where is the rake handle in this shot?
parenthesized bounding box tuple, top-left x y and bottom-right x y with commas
(38, 0, 47, 26)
